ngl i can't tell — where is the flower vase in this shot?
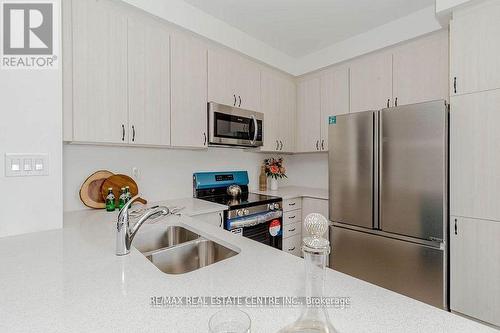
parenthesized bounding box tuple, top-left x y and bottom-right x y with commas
(270, 178, 279, 191)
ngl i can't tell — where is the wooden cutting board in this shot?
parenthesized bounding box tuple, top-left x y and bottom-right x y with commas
(100, 174, 147, 206)
(79, 170, 114, 209)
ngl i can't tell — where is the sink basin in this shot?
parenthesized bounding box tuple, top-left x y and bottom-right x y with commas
(144, 238, 238, 274)
(133, 225, 200, 253)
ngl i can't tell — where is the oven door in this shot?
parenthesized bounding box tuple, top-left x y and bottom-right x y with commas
(208, 102, 263, 147)
(241, 219, 282, 250)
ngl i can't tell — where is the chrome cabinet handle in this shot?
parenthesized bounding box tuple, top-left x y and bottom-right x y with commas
(288, 228, 296, 232)
(395, 97, 398, 107)
(203, 132, 207, 146)
(238, 96, 242, 107)
(280, 140, 284, 151)
(233, 94, 237, 106)
(316, 140, 319, 150)
(387, 99, 390, 108)
(121, 124, 125, 141)
(288, 247, 296, 251)
(289, 215, 296, 219)
(289, 203, 296, 206)
(276, 140, 279, 150)
(219, 213, 223, 228)
(454, 218, 458, 235)
(321, 139, 325, 150)
(453, 77, 457, 94)
(132, 125, 135, 142)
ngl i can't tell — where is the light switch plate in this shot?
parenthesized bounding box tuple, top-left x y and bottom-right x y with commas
(5, 153, 49, 177)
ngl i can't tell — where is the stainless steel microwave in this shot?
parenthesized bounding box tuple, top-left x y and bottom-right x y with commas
(208, 102, 263, 148)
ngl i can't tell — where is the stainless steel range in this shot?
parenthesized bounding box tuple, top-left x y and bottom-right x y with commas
(193, 171, 283, 250)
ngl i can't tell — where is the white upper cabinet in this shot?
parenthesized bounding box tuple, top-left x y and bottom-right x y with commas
(72, 0, 128, 143)
(450, 90, 500, 221)
(350, 51, 393, 113)
(393, 30, 449, 106)
(127, 18, 171, 146)
(450, 216, 500, 326)
(451, 1, 500, 95)
(208, 49, 261, 111)
(260, 70, 296, 152)
(320, 66, 350, 151)
(171, 33, 208, 148)
(296, 77, 321, 153)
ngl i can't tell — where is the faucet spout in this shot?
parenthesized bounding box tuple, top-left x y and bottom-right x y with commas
(116, 195, 170, 256)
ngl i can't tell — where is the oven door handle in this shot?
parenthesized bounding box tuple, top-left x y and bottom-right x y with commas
(227, 210, 282, 230)
(250, 115, 258, 145)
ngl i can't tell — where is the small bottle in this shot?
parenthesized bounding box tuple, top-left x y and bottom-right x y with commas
(105, 188, 116, 212)
(259, 165, 267, 191)
(125, 186, 132, 209)
(118, 187, 127, 210)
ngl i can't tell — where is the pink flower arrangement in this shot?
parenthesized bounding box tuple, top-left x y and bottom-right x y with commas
(264, 157, 287, 179)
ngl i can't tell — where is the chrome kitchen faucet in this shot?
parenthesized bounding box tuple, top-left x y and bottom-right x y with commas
(116, 195, 170, 256)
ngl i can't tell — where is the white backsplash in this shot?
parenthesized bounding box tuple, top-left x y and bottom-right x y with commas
(63, 144, 328, 212)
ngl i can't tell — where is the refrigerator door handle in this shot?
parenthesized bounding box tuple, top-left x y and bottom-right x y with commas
(374, 111, 380, 230)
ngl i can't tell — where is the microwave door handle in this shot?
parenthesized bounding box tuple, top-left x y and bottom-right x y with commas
(250, 115, 258, 144)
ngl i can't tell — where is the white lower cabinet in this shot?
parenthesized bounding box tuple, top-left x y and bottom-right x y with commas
(194, 211, 224, 228)
(283, 234, 302, 257)
(282, 197, 303, 257)
(450, 216, 500, 326)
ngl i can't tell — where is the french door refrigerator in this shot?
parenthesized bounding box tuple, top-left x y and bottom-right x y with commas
(328, 100, 448, 309)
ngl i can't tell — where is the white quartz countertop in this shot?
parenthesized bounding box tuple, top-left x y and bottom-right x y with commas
(252, 185, 329, 200)
(0, 203, 494, 332)
(153, 197, 228, 216)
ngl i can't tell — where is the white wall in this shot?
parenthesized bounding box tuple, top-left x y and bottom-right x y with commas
(0, 9, 63, 237)
(63, 145, 291, 211)
(63, 145, 329, 212)
(286, 153, 329, 189)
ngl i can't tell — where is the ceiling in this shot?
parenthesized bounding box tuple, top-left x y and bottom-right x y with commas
(181, 0, 435, 58)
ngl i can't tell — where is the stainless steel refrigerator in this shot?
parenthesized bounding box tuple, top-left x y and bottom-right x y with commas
(328, 100, 448, 309)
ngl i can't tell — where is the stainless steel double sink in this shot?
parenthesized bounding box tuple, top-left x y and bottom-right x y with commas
(133, 225, 238, 274)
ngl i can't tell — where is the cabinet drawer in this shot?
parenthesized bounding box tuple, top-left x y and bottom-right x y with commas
(283, 221, 301, 238)
(283, 198, 302, 212)
(283, 210, 301, 226)
(283, 234, 302, 257)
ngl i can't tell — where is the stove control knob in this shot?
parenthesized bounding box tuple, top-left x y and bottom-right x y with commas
(268, 204, 275, 211)
(243, 209, 250, 215)
(237, 210, 244, 217)
(274, 203, 281, 210)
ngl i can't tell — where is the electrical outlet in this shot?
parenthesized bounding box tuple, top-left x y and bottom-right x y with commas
(132, 167, 140, 180)
(5, 153, 49, 177)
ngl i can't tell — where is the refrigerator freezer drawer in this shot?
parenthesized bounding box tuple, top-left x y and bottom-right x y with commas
(330, 225, 446, 309)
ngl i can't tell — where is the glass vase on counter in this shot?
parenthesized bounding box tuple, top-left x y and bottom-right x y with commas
(278, 213, 338, 333)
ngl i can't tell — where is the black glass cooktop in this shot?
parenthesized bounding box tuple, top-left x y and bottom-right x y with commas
(201, 192, 281, 210)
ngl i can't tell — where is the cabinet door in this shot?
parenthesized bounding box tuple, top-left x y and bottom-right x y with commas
(450, 90, 500, 221)
(260, 70, 281, 151)
(236, 57, 261, 112)
(296, 77, 321, 152)
(72, 0, 127, 143)
(450, 2, 500, 95)
(171, 34, 208, 148)
(350, 52, 392, 113)
(393, 30, 449, 106)
(320, 66, 350, 151)
(450, 216, 500, 326)
(208, 49, 237, 107)
(280, 79, 296, 153)
(128, 18, 170, 146)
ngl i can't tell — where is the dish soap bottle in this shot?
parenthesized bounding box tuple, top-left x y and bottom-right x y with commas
(259, 164, 267, 191)
(105, 188, 116, 212)
(278, 213, 338, 333)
